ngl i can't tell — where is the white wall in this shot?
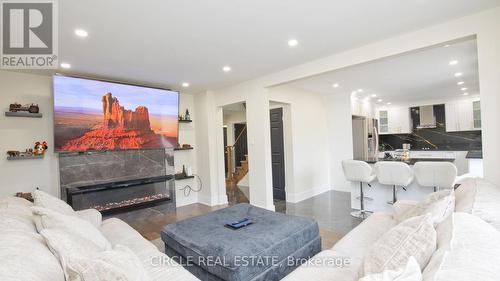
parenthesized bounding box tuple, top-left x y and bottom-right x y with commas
(269, 86, 331, 202)
(194, 7, 500, 208)
(0, 71, 59, 197)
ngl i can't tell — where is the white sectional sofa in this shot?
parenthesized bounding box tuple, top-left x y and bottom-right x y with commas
(1, 177, 499, 281)
(0, 196, 199, 281)
(284, 177, 500, 281)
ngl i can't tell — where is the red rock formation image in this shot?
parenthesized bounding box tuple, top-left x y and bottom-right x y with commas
(61, 93, 166, 151)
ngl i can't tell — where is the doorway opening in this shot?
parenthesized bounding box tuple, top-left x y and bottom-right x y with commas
(222, 102, 249, 204)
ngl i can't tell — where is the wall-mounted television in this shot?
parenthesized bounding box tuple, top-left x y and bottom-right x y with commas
(53, 74, 179, 152)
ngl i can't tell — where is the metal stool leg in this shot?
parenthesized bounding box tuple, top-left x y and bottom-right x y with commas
(387, 185, 397, 205)
(351, 182, 371, 219)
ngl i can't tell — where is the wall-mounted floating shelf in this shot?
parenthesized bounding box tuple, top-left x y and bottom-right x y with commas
(175, 174, 194, 181)
(5, 112, 43, 118)
(178, 119, 192, 123)
(7, 155, 44, 160)
(174, 147, 194, 151)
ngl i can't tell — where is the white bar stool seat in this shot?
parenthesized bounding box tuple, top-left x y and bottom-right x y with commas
(374, 161, 414, 204)
(414, 162, 457, 192)
(342, 160, 376, 219)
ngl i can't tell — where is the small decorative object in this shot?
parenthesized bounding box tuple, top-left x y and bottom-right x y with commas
(33, 141, 48, 155)
(185, 109, 191, 120)
(15, 192, 34, 202)
(9, 103, 39, 113)
(182, 165, 187, 177)
(182, 144, 192, 149)
(7, 150, 20, 157)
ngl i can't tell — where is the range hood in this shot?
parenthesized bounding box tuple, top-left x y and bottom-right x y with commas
(417, 105, 436, 129)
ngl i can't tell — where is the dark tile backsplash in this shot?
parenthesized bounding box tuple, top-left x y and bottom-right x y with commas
(379, 129, 482, 151)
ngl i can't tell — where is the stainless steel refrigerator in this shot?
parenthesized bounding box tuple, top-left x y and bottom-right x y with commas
(352, 116, 379, 159)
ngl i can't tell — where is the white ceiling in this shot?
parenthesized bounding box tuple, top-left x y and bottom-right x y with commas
(286, 38, 480, 105)
(54, 0, 499, 93)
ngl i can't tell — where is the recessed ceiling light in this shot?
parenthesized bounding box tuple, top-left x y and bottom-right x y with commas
(222, 66, 231, 72)
(454, 72, 463, 77)
(332, 83, 339, 88)
(444, 44, 451, 48)
(457, 81, 465, 85)
(377, 99, 383, 102)
(182, 82, 190, 88)
(449, 60, 458, 66)
(74, 29, 88, 37)
(288, 39, 299, 47)
(463, 93, 469, 96)
(386, 102, 392, 105)
(357, 89, 364, 93)
(60, 63, 71, 69)
(371, 94, 377, 98)
(461, 87, 468, 91)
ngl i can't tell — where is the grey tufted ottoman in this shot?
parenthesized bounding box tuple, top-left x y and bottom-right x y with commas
(161, 203, 321, 281)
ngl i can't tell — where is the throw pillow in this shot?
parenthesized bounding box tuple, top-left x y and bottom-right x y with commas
(359, 257, 422, 281)
(68, 245, 150, 281)
(454, 178, 477, 213)
(361, 214, 436, 277)
(431, 213, 500, 281)
(397, 190, 455, 225)
(34, 190, 75, 216)
(32, 207, 111, 251)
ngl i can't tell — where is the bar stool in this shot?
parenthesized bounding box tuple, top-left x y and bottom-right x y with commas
(414, 162, 457, 192)
(342, 160, 376, 219)
(374, 162, 414, 205)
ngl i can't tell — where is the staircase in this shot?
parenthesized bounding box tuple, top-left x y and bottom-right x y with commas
(229, 155, 248, 185)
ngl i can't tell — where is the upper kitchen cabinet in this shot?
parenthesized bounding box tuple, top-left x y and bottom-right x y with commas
(445, 98, 481, 132)
(378, 107, 411, 135)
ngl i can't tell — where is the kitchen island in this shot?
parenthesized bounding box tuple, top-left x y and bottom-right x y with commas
(358, 157, 455, 165)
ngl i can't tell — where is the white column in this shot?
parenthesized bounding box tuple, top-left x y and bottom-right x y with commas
(477, 20, 500, 184)
(246, 89, 275, 210)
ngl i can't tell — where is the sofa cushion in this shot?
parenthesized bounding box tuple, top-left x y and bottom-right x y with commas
(0, 231, 65, 281)
(470, 179, 500, 231)
(0, 203, 38, 234)
(397, 190, 455, 226)
(359, 257, 422, 281)
(333, 213, 397, 259)
(281, 249, 362, 281)
(429, 212, 500, 281)
(67, 245, 150, 281)
(75, 209, 103, 228)
(33, 207, 111, 251)
(361, 214, 436, 276)
(100, 218, 199, 281)
(34, 190, 76, 216)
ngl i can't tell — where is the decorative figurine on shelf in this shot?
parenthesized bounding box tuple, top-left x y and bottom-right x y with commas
(9, 103, 39, 113)
(7, 150, 20, 157)
(185, 109, 191, 121)
(182, 165, 187, 176)
(34, 141, 48, 155)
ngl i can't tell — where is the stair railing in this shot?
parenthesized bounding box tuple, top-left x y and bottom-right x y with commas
(225, 125, 247, 181)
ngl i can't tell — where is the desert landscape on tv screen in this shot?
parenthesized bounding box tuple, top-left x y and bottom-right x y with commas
(54, 76, 179, 152)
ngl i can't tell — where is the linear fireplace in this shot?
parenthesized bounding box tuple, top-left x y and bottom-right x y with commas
(66, 175, 174, 215)
(59, 149, 176, 214)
